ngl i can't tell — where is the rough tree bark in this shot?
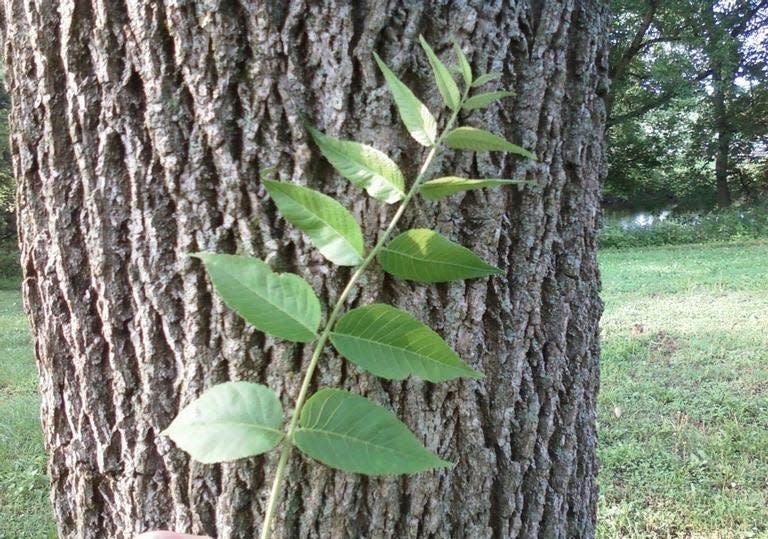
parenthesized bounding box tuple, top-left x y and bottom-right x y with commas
(1, 1, 607, 538)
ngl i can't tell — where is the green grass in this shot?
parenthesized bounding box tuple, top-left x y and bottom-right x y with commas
(598, 242, 768, 538)
(1, 242, 766, 538)
(0, 284, 57, 538)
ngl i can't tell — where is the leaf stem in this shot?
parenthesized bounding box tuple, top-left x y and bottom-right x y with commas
(259, 92, 467, 539)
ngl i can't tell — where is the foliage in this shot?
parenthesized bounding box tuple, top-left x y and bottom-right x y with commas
(598, 243, 768, 537)
(0, 71, 15, 240)
(608, 0, 703, 125)
(4, 241, 767, 537)
(605, 95, 715, 210)
(0, 239, 21, 280)
(599, 204, 768, 248)
(163, 382, 285, 464)
(607, 0, 768, 210)
(162, 39, 534, 538)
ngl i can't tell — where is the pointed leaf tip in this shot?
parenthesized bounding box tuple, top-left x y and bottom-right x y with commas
(420, 177, 536, 200)
(307, 126, 405, 204)
(471, 72, 503, 87)
(419, 35, 461, 111)
(378, 228, 504, 283)
(462, 91, 515, 111)
(330, 303, 483, 381)
(294, 389, 453, 475)
(263, 180, 365, 266)
(373, 51, 437, 147)
(193, 252, 320, 342)
(453, 42, 473, 88)
(444, 127, 536, 159)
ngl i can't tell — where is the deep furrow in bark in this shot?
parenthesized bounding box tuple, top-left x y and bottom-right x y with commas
(2, 0, 606, 537)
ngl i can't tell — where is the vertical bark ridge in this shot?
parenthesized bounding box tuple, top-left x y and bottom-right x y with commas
(2, 0, 606, 537)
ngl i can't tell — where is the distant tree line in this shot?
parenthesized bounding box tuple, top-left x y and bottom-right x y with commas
(607, 0, 768, 210)
(0, 2, 765, 240)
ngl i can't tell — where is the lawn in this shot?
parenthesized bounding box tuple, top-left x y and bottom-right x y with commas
(598, 242, 768, 538)
(0, 280, 57, 538)
(0, 242, 766, 538)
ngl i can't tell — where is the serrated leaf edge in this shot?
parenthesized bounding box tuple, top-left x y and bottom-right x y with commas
(306, 125, 405, 204)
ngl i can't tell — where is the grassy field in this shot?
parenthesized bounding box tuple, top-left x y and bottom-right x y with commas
(0, 279, 57, 538)
(0, 242, 766, 538)
(598, 242, 768, 538)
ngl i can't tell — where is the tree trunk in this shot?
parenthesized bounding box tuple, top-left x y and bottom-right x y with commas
(1, 1, 607, 538)
(712, 79, 733, 207)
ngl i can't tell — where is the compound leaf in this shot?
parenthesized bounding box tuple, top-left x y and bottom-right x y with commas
(444, 127, 536, 159)
(373, 52, 437, 146)
(307, 126, 405, 204)
(163, 381, 284, 464)
(330, 303, 482, 381)
(419, 35, 461, 111)
(264, 180, 365, 266)
(294, 389, 452, 475)
(192, 252, 320, 342)
(378, 228, 503, 283)
(462, 91, 514, 111)
(420, 177, 535, 200)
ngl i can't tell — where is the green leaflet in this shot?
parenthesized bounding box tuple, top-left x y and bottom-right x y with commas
(373, 52, 437, 147)
(192, 253, 320, 342)
(264, 180, 365, 266)
(444, 127, 536, 159)
(419, 35, 461, 111)
(471, 72, 503, 87)
(420, 177, 535, 200)
(330, 303, 482, 381)
(294, 389, 452, 475)
(307, 126, 405, 204)
(378, 228, 503, 283)
(163, 382, 284, 464)
(462, 91, 514, 111)
(453, 43, 472, 88)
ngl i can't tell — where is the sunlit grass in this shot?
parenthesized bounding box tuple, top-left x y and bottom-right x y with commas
(598, 242, 768, 538)
(0, 286, 57, 538)
(1, 242, 766, 537)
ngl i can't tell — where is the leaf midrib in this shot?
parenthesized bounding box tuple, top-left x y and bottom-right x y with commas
(424, 178, 513, 185)
(421, 179, 516, 198)
(330, 331, 472, 373)
(381, 247, 499, 273)
(278, 187, 363, 260)
(296, 427, 435, 463)
(180, 420, 284, 437)
(324, 142, 405, 197)
(226, 270, 317, 338)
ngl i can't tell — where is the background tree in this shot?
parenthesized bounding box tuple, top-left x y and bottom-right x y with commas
(0, 2, 607, 538)
(0, 69, 12, 239)
(693, 0, 768, 206)
(607, 0, 706, 126)
(607, 0, 768, 210)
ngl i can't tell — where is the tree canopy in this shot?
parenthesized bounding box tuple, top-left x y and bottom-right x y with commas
(607, 0, 768, 210)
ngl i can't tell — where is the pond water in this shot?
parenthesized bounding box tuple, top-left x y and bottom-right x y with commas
(603, 209, 673, 230)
